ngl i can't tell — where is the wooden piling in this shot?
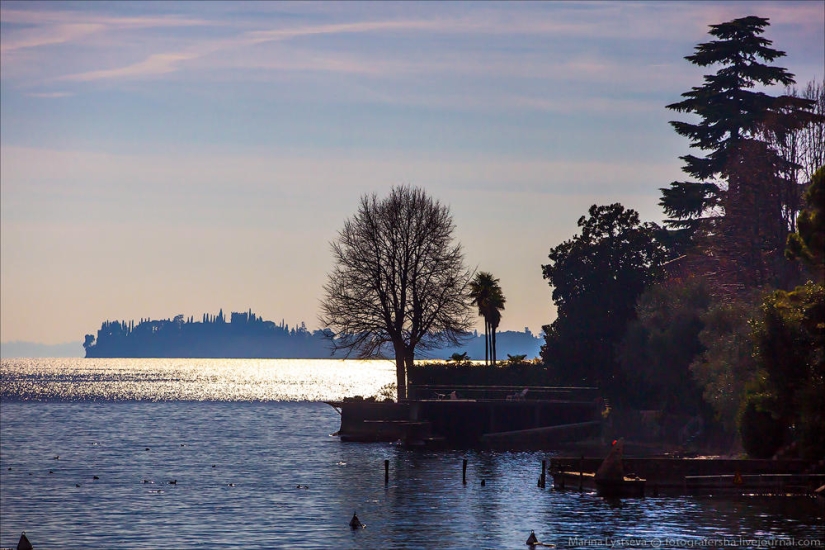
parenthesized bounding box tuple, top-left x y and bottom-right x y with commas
(540, 460, 546, 488)
(579, 455, 584, 492)
(384, 459, 389, 485)
(463, 459, 467, 485)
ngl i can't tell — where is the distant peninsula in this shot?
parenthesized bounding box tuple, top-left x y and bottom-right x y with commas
(83, 309, 542, 360)
(84, 310, 336, 359)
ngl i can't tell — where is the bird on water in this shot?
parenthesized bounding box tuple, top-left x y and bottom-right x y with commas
(349, 511, 365, 529)
(17, 531, 33, 550)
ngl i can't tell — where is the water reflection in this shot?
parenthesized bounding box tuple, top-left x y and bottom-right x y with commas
(1, 362, 823, 549)
(0, 358, 395, 401)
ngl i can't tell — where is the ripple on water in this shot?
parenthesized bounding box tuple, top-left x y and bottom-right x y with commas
(1, 362, 823, 548)
(0, 358, 396, 401)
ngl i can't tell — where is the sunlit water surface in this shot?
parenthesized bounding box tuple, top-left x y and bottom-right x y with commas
(1, 358, 396, 402)
(1, 359, 822, 549)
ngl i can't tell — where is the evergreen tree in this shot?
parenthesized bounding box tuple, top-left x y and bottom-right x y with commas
(662, 16, 818, 286)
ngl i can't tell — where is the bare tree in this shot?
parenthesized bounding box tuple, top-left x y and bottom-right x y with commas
(798, 79, 825, 183)
(320, 185, 474, 401)
(768, 78, 825, 232)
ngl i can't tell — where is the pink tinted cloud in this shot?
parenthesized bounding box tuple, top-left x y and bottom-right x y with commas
(0, 23, 104, 53)
(0, 7, 210, 29)
(57, 52, 200, 82)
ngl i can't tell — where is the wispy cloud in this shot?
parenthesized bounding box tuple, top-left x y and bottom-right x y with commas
(0, 7, 211, 30)
(26, 91, 74, 98)
(3, 2, 820, 93)
(58, 52, 200, 82)
(244, 19, 454, 44)
(0, 23, 104, 53)
(0, 5, 220, 84)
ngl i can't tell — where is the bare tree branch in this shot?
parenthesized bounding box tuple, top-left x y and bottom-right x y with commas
(320, 185, 473, 400)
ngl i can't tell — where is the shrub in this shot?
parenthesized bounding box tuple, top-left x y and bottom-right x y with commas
(739, 397, 785, 459)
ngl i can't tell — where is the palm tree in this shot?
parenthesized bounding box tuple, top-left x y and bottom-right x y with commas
(469, 272, 506, 365)
(469, 272, 494, 364)
(487, 288, 505, 365)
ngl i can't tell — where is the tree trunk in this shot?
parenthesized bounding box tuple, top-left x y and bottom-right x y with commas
(395, 345, 407, 401)
(484, 320, 489, 365)
(492, 326, 497, 366)
(404, 347, 415, 399)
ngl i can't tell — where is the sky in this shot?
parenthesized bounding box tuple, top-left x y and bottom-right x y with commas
(1, 1, 823, 346)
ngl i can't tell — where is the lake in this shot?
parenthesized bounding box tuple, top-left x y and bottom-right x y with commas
(1, 359, 822, 549)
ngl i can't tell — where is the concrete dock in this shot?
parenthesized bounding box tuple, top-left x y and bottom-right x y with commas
(327, 388, 603, 448)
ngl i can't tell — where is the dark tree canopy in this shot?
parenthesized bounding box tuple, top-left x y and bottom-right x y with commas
(320, 185, 473, 401)
(748, 282, 825, 459)
(786, 166, 825, 275)
(618, 278, 712, 414)
(661, 15, 819, 278)
(739, 169, 825, 459)
(541, 204, 668, 395)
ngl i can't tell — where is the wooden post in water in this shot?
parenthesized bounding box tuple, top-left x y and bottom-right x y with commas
(578, 455, 584, 492)
(540, 460, 547, 488)
(463, 459, 467, 485)
(652, 464, 658, 497)
(384, 459, 389, 485)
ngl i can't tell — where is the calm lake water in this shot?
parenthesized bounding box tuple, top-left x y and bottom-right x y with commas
(1, 359, 822, 549)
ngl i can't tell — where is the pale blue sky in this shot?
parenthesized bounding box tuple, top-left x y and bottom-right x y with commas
(1, 1, 823, 345)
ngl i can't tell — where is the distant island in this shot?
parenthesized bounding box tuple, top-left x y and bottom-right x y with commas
(84, 310, 335, 359)
(83, 309, 542, 359)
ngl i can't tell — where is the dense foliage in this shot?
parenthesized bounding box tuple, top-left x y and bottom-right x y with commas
(618, 278, 711, 414)
(744, 282, 825, 459)
(536, 17, 823, 457)
(786, 166, 825, 273)
(689, 296, 759, 435)
(541, 204, 668, 398)
(739, 172, 823, 458)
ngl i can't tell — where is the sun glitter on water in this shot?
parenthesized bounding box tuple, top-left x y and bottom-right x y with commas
(0, 358, 396, 402)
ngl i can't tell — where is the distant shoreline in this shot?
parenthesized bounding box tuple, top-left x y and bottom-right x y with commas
(2, 328, 542, 361)
(0, 321, 543, 361)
